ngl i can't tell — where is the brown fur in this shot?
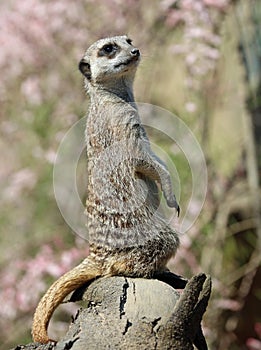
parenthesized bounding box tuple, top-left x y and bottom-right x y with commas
(32, 35, 179, 343)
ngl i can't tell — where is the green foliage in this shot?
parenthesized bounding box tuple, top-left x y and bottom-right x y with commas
(31, 104, 54, 142)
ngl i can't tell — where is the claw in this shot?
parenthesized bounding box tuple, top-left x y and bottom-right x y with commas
(166, 195, 180, 216)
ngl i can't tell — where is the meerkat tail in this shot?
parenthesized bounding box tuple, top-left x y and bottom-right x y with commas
(32, 258, 101, 343)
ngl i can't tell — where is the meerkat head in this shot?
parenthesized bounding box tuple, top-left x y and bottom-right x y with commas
(79, 35, 140, 88)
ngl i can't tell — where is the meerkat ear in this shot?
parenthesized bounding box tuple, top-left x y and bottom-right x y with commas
(79, 58, 91, 80)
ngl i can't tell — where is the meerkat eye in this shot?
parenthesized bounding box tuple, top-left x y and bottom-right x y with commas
(98, 43, 117, 57)
(126, 38, 132, 45)
(102, 44, 114, 53)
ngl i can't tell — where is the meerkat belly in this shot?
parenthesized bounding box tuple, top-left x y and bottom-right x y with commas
(89, 232, 178, 278)
(86, 158, 176, 251)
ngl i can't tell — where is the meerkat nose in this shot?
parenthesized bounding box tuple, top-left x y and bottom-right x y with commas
(131, 48, 140, 57)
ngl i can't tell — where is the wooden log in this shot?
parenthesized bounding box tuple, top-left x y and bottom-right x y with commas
(11, 273, 211, 350)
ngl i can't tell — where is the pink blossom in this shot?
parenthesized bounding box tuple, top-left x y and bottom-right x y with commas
(0, 238, 89, 324)
(246, 338, 261, 350)
(3, 168, 37, 201)
(165, 10, 185, 27)
(256, 324, 261, 338)
(215, 298, 242, 311)
(45, 149, 57, 164)
(21, 76, 42, 105)
(203, 0, 230, 10)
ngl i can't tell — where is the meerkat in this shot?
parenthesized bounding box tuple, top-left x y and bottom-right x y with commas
(32, 35, 181, 344)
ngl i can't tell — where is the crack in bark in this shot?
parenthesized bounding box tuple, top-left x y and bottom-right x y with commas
(64, 337, 80, 350)
(119, 278, 129, 319)
(152, 317, 161, 334)
(151, 318, 161, 350)
(132, 281, 137, 302)
(122, 319, 132, 335)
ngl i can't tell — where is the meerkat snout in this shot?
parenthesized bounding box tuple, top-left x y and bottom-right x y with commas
(130, 48, 140, 57)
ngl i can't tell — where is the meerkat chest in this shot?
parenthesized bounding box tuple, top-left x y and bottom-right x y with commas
(86, 105, 138, 155)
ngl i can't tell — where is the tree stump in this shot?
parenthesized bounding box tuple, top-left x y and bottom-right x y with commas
(11, 273, 211, 350)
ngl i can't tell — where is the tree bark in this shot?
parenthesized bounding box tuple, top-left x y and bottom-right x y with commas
(11, 273, 211, 350)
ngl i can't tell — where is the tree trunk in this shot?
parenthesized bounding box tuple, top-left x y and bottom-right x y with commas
(11, 273, 211, 350)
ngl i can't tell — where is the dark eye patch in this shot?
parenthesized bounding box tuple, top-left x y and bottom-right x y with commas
(126, 38, 132, 45)
(98, 43, 118, 57)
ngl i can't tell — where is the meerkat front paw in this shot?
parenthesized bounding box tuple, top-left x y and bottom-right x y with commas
(164, 192, 180, 215)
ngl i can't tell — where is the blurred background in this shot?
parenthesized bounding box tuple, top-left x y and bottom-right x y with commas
(0, 0, 260, 349)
